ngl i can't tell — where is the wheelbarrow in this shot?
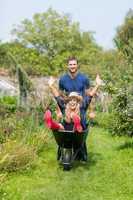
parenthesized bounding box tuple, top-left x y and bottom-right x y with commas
(52, 127, 88, 171)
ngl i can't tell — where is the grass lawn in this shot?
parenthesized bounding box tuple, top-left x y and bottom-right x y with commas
(0, 127, 133, 200)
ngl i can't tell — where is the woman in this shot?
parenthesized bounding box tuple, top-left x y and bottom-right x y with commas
(44, 75, 102, 132)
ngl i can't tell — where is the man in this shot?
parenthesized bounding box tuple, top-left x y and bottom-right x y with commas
(59, 56, 91, 161)
(59, 56, 91, 131)
(59, 57, 90, 96)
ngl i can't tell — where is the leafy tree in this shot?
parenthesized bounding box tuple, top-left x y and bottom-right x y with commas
(11, 8, 101, 76)
(114, 9, 133, 63)
(0, 45, 32, 108)
(1, 42, 48, 75)
(108, 9, 133, 136)
(108, 85, 133, 136)
(0, 43, 12, 69)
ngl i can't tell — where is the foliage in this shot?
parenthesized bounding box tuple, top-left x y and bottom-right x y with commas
(0, 42, 48, 75)
(9, 8, 102, 76)
(0, 140, 36, 172)
(26, 128, 50, 155)
(94, 112, 113, 130)
(0, 114, 17, 143)
(0, 96, 17, 117)
(0, 43, 11, 69)
(114, 9, 133, 63)
(0, 46, 34, 108)
(0, 8, 107, 78)
(108, 86, 133, 136)
(7, 53, 33, 108)
(106, 10, 133, 136)
(0, 109, 50, 173)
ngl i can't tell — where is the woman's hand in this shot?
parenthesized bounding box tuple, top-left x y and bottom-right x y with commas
(96, 74, 102, 86)
(48, 76, 56, 88)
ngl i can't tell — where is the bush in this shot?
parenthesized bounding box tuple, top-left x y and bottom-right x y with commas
(0, 140, 36, 172)
(0, 113, 32, 143)
(0, 110, 41, 144)
(0, 115, 17, 143)
(27, 128, 50, 155)
(0, 96, 17, 117)
(0, 107, 50, 148)
(107, 85, 133, 136)
(94, 112, 114, 130)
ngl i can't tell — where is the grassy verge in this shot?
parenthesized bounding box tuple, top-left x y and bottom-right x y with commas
(1, 127, 133, 200)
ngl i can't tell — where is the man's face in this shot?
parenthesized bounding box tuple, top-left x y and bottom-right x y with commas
(68, 60, 78, 74)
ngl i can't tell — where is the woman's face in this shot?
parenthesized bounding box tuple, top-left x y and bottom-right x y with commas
(68, 98, 78, 110)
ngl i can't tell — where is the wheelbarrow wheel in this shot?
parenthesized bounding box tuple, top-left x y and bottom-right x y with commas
(63, 163, 71, 171)
(62, 149, 72, 171)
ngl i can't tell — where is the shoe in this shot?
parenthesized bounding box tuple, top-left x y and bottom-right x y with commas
(44, 110, 64, 130)
(73, 115, 83, 133)
(44, 110, 52, 128)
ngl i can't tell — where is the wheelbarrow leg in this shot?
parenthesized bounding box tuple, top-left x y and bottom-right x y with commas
(81, 142, 88, 161)
(62, 148, 72, 171)
(73, 142, 88, 162)
(57, 146, 61, 160)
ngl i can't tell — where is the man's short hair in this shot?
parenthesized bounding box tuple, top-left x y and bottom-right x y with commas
(67, 56, 78, 64)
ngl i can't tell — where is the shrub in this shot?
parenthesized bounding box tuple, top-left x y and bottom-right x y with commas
(0, 140, 36, 172)
(0, 96, 17, 117)
(94, 112, 114, 130)
(0, 115, 17, 143)
(27, 128, 50, 155)
(107, 85, 133, 136)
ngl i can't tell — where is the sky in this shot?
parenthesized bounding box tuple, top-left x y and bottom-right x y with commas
(0, 0, 133, 49)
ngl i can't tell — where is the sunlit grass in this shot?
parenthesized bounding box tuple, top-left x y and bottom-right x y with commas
(1, 127, 133, 200)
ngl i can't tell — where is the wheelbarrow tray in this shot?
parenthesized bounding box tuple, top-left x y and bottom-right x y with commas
(53, 129, 88, 149)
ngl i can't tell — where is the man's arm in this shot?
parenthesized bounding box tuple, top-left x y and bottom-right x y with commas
(59, 77, 64, 92)
(85, 75, 90, 89)
(84, 75, 90, 95)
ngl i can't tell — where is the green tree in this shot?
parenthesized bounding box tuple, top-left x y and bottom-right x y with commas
(114, 9, 133, 63)
(108, 9, 133, 136)
(11, 8, 101, 75)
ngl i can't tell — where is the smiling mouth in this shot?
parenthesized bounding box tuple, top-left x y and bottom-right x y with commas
(70, 104, 76, 107)
(70, 68, 77, 72)
(70, 68, 76, 70)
